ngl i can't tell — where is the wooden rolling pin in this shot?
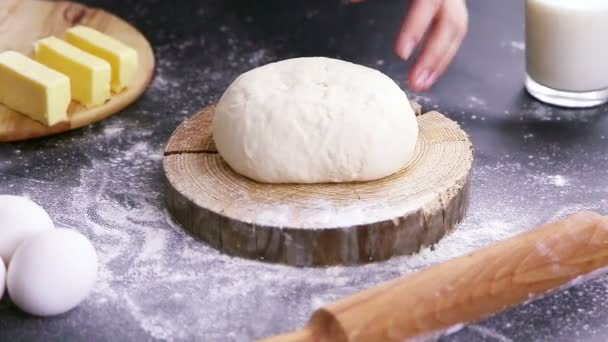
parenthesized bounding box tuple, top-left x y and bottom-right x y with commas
(263, 211, 608, 341)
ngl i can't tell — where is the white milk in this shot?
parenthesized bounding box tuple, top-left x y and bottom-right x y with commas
(526, 0, 608, 92)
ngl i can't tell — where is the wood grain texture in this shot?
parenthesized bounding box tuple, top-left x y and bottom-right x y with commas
(0, 0, 155, 142)
(263, 211, 608, 341)
(164, 104, 473, 266)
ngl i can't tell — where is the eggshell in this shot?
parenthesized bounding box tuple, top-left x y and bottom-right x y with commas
(0, 258, 5, 299)
(7, 228, 98, 316)
(0, 195, 55, 264)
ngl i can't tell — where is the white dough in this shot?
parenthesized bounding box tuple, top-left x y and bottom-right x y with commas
(0, 258, 5, 300)
(7, 228, 98, 316)
(0, 195, 55, 264)
(213, 57, 419, 183)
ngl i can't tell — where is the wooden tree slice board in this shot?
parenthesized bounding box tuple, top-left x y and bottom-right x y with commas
(0, 0, 155, 142)
(164, 105, 473, 266)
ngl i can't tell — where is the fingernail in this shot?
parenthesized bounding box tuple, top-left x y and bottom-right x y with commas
(414, 69, 430, 89)
(423, 72, 438, 89)
(400, 37, 416, 60)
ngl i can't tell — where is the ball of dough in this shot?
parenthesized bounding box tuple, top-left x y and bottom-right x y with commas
(7, 228, 98, 316)
(213, 57, 419, 184)
(0, 195, 55, 264)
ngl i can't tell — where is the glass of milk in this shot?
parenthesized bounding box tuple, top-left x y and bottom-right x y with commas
(526, 0, 608, 107)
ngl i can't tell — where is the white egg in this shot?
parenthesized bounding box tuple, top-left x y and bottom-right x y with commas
(7, 228, 98, 316)
(0, 195, 55, 264)
(0, 258, 5, 300)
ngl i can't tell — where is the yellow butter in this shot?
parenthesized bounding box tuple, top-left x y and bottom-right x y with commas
(35, 36, 111, 107)
(66, 26, 138, 93)
(0, 51, 70, 126)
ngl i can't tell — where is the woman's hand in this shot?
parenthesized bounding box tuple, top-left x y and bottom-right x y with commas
(351, 0, 468, 91)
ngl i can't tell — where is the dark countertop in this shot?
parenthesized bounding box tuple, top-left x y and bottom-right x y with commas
(2, 0, 608, 341)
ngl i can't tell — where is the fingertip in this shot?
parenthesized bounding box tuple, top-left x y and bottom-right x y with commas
(407, 74, 422, 92)
(407, 68, 436, 92)
(408, 82, 422, 92)
(395, 36, 416, 61)
(424, 71, 438, 89)
(406, 75, 416, 91)
(412, 68, 430, 90)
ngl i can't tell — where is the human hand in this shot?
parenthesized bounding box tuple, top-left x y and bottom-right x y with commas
(351, 0, 468, 91)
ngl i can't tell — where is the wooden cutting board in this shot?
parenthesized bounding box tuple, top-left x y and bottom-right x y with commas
(164, 104, 474, 266)
(0, 0, 155, 142)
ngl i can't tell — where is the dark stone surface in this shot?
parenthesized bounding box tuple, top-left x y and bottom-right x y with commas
(1, 0, 608, 341)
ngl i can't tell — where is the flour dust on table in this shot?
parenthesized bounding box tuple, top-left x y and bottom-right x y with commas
(38, 135, 524, 340)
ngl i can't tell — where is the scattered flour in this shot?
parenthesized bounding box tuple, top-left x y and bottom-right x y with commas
(502, 40, 525, 52)
(468, 96, 487, 109)
(103, 123, 125, 138)
(532, 174, 570, 187)
(41, 142, 541, 341)
(248, 49, 268, 66)
(468, 325, 515, 342)
(511, 41, 525, 51)
(138, 228, 168, 262)
(548, 175, 568, 187)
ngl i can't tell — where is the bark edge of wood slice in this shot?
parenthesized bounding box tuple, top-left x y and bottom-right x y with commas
(0, 0, 155, 142)
(163, 104, 473, 266)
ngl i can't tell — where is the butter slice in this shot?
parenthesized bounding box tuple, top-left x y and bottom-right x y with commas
(66, 26, 138, 92)
(0, 51, 70, 126)
(35, 36, 111, 107)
